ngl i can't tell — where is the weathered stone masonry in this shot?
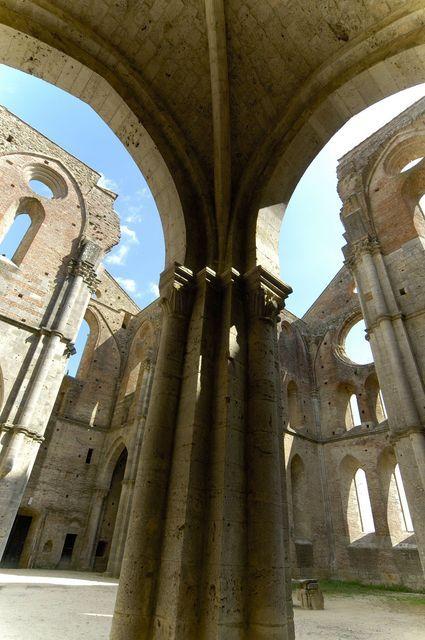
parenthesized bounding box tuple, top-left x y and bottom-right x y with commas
(0, 106, 120, 561)
(1, 94, 425, 639)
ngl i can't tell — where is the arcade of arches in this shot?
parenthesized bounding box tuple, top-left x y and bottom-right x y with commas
(0, 3, 425, 639)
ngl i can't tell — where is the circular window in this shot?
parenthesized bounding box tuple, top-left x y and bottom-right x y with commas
(29, 179, 54, 199)
(400, 157, 423, 173)
(24, 163, 68, 199)
(344, 319, 373, 365)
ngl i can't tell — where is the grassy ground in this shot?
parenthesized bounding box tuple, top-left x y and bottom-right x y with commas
(295, 579, 425, 606)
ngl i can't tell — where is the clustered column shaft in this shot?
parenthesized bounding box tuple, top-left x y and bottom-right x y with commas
(110, 263, 294, 640)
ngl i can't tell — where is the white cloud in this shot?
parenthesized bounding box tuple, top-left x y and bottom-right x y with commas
(121, 225, 139, 244)
(98, 173, 118, 192)
(125, 211, 143, 224)
(136, 186, 150, 198)
(123, 204, 143, 224)
(149, 282, 160, 297)
(105, 244, 129, 265)
(116, 277, 137, 294)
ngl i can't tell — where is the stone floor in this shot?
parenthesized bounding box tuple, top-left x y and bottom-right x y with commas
(0, 570, 424, 639)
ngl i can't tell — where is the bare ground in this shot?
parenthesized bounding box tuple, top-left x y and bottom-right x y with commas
(0, 570, 424, 640)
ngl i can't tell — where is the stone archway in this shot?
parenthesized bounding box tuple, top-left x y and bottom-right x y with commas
(252, 46, 425, 276)
(0, 24, 211, 271)
(93, 447, 128, 573)
(1, 5, 425, 640)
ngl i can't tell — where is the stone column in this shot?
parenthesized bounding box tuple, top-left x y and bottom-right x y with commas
(344, 237, 425, 575)
(110, 263, 295, 640)
(110, 263, 195, 640)
(0, 242, 101, 560)
(244, 266, 293, 639)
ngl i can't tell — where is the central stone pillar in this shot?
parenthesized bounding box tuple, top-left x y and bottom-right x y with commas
(244, 267, 294, 638)
(110, 264, 294, 640)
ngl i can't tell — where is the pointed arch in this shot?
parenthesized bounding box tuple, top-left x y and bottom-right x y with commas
(287, 381, 302, 430)
(340, 455, 375, 542)
(336, 383, 361, 430)
(0, 23, 213, 270)
(365, 372, 387, 423)
(378, 447, 414, 545)
(290, 454, 311, 542)
(73, 308, 101, 380)
(0, 197, 45, 265)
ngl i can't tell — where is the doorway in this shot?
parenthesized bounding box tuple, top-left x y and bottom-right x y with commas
(1, 513, 33, 568)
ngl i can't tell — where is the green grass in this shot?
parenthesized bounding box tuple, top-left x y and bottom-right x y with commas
(292, 579, 425, 605)
(319, 579, 424, 594)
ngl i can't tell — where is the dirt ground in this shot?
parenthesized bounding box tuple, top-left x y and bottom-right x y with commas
(0, 570, 424, 640)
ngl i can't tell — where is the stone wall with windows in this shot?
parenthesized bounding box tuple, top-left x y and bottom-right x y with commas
(1, 102, 423, 591)
(280, 264, 422, 589)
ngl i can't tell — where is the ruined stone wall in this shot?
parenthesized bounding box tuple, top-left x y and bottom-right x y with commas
(0, 106, 120, 562)
(280, 265, 422, 589)
(15, 285, 161, 572)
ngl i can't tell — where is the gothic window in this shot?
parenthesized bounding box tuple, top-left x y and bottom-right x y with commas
(290, 455, 311, 541)
(346, 392, 361, 429)
(394, 464, 414, 533)
(0, 198, 45, 266)
(287, 381, 302, 429)
(67, 318, 91, 378)
(365, 373, 387, 423)
(341, 456, 375, 542)
(352, 468, 375, 535)
(0, 212, 32, 264)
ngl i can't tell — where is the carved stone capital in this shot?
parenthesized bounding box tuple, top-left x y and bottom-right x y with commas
(68, 259, 100, 292)
(244, 266, 292, 322)
(159, 263, 195, 318)
(343, 235, 381, 270)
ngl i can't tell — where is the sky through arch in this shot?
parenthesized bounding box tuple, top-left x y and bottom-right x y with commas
(0, 64, 164, 307)
(1, 65, 425, 324)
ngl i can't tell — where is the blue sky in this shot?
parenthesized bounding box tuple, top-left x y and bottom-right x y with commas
(0, 64, 164, 308)
(1, 64, 424, 369)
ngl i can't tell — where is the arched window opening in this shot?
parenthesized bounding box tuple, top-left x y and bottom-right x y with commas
(343, 319, 374, 365)
(0, 212, 31, 263)
(378, 389, 387, 420)
(394, 464, 414, 534)
(345, 392, 361, 429)
(94, 447, 128, 572)
(400, 157, 423, 172)
(378, 449, 414, 546)
(67, 318, 91, 378)
(290, 455, 311, 541)
(29, 178, 54, 199)
(353, 468, 375, 535)
(279, 85, 425, 319)
(287, 380, 302, 429)
(365, 373, 387, 423)
(343, 461, 375, 542)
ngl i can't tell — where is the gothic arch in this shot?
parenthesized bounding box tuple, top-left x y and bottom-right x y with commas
(0, 197, 45, 265)
(100, 438, 128, 491)
(289, 454, 311, 542)
(339, 455, 375, 543)
(365, 372, 387, 424)
(74, 307, 101, 380)
(250, 42, 425, 274)
(0, 25, 212, 270)
(378, 447, 415, 545)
